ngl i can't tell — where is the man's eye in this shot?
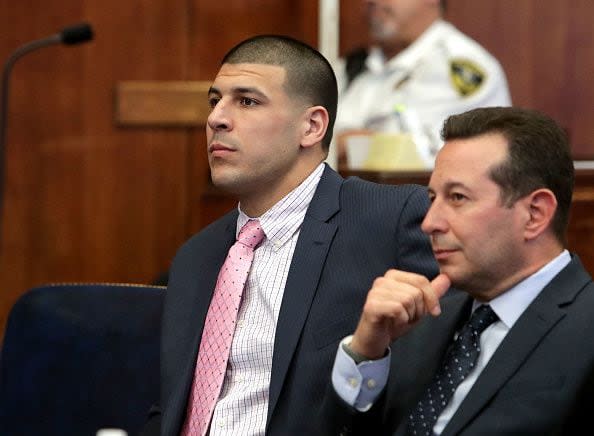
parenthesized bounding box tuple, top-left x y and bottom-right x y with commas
(450, 193, 466, 203)
(208, 97, 220, 108)
(240, 97, 258, 107)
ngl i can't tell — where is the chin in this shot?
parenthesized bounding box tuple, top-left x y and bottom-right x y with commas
(211, 173, 236, 191)
(439, 266, 464, 288)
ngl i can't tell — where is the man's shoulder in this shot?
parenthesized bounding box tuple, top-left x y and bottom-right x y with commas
(429, 21, 509, 100)
(341, 176, 427, 200)
(176, 209, 237, 253)
(546, 255, 594, 302)
(338, 177, 430, 220)
(563, 261, 594, 317)
(438, 21, 503, 69)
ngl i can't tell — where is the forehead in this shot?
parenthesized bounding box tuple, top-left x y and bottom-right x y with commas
(212, 63, 287, 92)
(429, 133, 509, 190)
(373, 0, 415, 6)
(381, 0, 424, 10)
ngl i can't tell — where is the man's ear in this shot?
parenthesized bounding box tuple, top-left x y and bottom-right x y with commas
(523, 188, 558, 241)
(300, 105, 329, 149)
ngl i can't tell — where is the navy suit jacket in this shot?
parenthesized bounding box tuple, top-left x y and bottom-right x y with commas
(144, 165, 438, 435)
(319, 255, 594, 435)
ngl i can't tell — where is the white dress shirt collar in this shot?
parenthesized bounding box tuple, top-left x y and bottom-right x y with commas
(236, 163, 325, 250)
(474, 250, 571, 329)
(366, 19, 451, 74)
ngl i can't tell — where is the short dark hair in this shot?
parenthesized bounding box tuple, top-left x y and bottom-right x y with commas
(222, 35, 338, 150)
(441, 106, 574, 246)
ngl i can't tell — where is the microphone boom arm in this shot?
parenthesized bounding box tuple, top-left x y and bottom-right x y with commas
(0, 33, 62, 155)
(0, 23, 93, 252)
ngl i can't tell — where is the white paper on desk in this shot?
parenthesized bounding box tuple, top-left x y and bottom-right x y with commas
(345, 134, 371, 170)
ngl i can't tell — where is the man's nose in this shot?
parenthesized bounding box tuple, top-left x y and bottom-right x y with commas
(207, 100, 231, 131)
(421, 201, 446, 235)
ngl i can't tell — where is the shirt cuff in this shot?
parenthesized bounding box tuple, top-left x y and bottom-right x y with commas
(331, 335, 391, 412)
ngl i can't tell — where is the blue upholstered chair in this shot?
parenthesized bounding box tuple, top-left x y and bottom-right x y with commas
(0, 283, 165, 436)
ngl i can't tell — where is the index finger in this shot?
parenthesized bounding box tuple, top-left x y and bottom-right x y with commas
(383, 268, 432, 287)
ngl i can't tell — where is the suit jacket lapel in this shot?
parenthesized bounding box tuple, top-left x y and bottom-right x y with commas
(443, 256, 591, 436)
(267, 166, 342, 425)
(180, 216, 237, 371)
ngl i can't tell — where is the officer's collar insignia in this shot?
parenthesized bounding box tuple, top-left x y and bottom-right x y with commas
(449, 59, 486, 96)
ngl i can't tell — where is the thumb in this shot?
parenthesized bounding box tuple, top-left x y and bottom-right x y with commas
(431, 273, 451, 298)
(427, 273, 451, 316)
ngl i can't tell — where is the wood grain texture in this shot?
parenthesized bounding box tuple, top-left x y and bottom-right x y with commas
(116, 81, 211, 125)
(0, 0, 191, 334)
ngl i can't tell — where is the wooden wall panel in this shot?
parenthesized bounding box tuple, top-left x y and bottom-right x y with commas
(445, 0, 594, 157)
(339, 0, 369, 55)
(189, 1, 318, 79)
(0, 0, 192, 333)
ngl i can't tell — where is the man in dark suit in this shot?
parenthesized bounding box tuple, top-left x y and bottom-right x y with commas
(143, 35, 438, 435)
(321, 106, 594, 435)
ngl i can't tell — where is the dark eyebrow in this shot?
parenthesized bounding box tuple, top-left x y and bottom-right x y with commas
(208, 85, 268, 101)
(208, 86, 221, 96)
(427, 181, 470, 196)
(231, 86, 268, 100)
(443, 181, 469, 191)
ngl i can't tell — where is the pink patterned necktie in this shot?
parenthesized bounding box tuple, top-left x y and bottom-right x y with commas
(181, 219, 265, 436)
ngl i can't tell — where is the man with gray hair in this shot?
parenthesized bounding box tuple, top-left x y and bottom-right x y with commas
(335, 0, 511, 165)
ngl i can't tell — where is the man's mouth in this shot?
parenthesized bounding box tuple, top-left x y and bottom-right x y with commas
(432, 248, 458, 260)
(209, 142, 235, 156)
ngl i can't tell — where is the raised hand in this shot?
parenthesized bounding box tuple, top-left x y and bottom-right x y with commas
(349, 270, 451, 360)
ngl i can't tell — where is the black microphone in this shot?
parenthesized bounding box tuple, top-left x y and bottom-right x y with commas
(60, 23, 94, 45)
(0, 23, 94, 250)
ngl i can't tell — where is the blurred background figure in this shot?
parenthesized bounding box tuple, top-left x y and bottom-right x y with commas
(334, 0, 511, 169)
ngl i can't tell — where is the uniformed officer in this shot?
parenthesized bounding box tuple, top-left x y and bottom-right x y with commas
(335, 0, 511, 168)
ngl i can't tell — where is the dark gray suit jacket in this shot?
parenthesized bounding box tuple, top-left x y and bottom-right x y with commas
(144, 165, 438, 435)
(319, 255, 594, 435)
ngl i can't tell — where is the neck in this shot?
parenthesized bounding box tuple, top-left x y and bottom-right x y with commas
(380, 15, 440, 60)
(474, 243, 565, 302)
(240, 159, 324, 217)
(380, 40, 410, 61)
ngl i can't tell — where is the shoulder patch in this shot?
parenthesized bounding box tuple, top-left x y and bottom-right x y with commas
(449, 59, 486, 96)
